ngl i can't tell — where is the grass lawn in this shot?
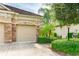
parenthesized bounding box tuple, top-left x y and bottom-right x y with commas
(51, 38, 79, 55)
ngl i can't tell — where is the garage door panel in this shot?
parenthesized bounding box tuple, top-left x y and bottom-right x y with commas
(16, 25, 36, 42)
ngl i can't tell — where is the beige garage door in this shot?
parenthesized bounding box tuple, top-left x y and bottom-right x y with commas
(16, 25, 36, 43)
(0, 24, 4, 43)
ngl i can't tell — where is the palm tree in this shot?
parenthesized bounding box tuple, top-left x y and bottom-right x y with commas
(38, 4, 55, 38)
(38, 6, 51, 24)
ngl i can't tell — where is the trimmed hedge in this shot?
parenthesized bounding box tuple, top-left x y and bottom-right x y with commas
(37, 37, 52, 44)
(51, 39, 79, 55)
(67, 32, 73, 38)
(77, 33, 79, 38)
(54, 33, 57, 37)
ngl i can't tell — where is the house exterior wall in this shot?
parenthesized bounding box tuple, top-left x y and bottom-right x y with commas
(12, 24, 16, 42)
(4, 23, 12, 43)
(55, 25, 79, 38)
(0, 10, 42, 43)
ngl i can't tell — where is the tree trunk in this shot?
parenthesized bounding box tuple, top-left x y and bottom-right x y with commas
(67, 26, 70, 40)
(60, 26, 62, 39)
(49, 30, 51, 38)
(46, 33, 48, 37)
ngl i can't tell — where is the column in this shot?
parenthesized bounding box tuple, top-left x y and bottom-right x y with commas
(4, 23, 12, 43)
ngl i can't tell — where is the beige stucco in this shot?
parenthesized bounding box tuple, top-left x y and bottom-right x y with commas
(16, 25, 37, 43)
(0, 24, 4, 43)
(0, 4, 42, 43)
(55, 25, 79, 38)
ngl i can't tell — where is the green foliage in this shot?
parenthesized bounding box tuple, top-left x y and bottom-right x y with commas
(38, 32, 58, 44)
(51, 3, 79, 40)
(51, 39, 79, 55)
(51, 3, 79, 25)
(38, 7, 52, 24)
(39, 23, 55, 37)
(39, 4, 79, 41)
(54, 33, 57, 37)
(67, 32, 73, 38)
(77, 33, 79, 38)
(38, 4, 57, 40)
(37, 37, 52, 44)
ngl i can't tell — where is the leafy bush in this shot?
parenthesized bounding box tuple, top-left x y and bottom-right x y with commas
(37, 37, 52, 44)
(51, 39, 79, 55)
(77, 33, 79, 38)
(67, 32, 73, 38)
(39, 23, 55, 38)
(54, 33, 57, 37)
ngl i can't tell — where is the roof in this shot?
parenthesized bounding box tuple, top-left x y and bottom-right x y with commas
(3, 4, 42, 17)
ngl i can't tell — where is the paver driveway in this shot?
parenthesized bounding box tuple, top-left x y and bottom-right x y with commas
(0, 42, 59, 56)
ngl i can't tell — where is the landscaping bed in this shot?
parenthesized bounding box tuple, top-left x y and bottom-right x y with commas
(51, 38, 79, 55)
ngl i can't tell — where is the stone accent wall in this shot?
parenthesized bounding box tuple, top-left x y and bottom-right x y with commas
(11, 16, 16, 42)
(4, 17, 16, 43)
(12, 24, 16, 42)
(3, 13, 41, 43)
(36, 26, 39, 42)
(4, 23, 12, 43)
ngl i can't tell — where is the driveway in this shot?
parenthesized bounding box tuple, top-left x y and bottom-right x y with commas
(0, 42, 59, 56)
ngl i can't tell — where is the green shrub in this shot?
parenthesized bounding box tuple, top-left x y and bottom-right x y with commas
(50, 34, 57, 40)
(51, 39, 79, 55)
(77, 33, 79, 38)
(67, 32, 73, 38)
(53, 33, 62, 39)
(54, 33, 57, 37)
(37, 37, 52, 44)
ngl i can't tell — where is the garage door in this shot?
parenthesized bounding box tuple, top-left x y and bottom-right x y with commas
(0, 24, 4, 43)
(16, 25, 36, 43)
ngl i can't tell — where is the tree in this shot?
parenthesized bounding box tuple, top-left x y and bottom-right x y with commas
(40, 23, 55, 38)
(51, 3, 79, 40)
(38, 4, 55, 38)
(38, 5, 51, 24)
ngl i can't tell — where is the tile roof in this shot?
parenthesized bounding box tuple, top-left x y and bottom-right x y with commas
(3, 4, 42, 17)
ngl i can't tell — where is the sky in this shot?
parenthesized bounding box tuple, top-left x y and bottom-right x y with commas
(5, 3, 42, 14)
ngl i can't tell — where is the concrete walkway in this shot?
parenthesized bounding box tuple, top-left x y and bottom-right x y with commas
(0, 43, 59, 56)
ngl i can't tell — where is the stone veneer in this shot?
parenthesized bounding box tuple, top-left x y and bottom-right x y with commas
(4, 23, 12, 43)
(12, 24, 16, 42)
(3, 14, 41, 43)
(4, 16, 16, 43)
(36, 26, 39, 42)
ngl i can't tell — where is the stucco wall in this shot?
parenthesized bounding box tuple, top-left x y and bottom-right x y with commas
(0, 10, 42, 43)
(55, 25, 79, 38)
